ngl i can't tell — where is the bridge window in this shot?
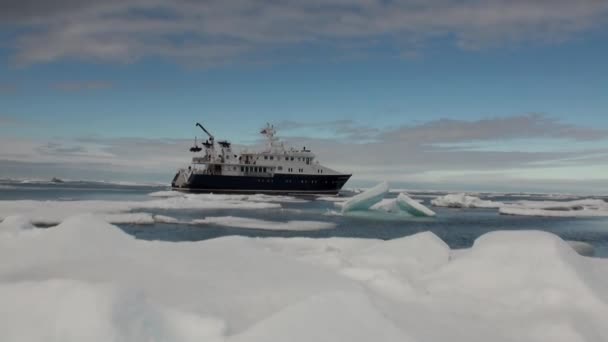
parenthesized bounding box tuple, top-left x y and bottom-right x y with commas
(264, 156, 268, 160)
(270, 156, 274, 160)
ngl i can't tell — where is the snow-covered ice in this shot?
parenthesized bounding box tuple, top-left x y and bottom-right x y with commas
(192, 216, 336, 231)
(0, 215, 36, 237)
(148, 190, 185, 197)
(1, 216, 608, 341)
(430, 193, 608, 217)
(0, 195, 282, 225)
(500, 199, 608, 217)
(149, 191, 309, 203)
(316, 196, 348, 203)
(431, 193, 503, 208)
(370, 195, 436, 217)
(500, 206, 608, 217)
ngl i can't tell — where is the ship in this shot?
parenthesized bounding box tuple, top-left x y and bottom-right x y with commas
(171, 123, 352, 195)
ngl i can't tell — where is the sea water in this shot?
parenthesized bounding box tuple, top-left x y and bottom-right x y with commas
(2, 179, 608, 257)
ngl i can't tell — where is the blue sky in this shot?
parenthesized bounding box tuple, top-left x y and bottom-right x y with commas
(1, 0, 608, 192)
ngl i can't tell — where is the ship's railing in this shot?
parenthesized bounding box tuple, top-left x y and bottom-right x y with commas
(192, 157, 211, 164)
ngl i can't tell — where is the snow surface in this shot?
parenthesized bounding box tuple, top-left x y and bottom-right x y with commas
(431, 193, 503, 208)
(1, 216, 607, 342)
(191, 216, 336, 231)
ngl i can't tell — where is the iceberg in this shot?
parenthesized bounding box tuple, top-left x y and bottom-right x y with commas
(1, 217, 608, 342)
(431, 193, 503, 209)
(341, 182, 389, 213)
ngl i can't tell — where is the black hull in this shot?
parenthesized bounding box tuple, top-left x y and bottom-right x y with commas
(172, 173, 351, 195)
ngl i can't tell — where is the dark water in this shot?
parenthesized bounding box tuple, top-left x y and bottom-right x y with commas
(2, 180, 608, 257)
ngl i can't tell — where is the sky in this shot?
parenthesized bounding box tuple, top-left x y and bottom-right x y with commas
(1, 0, 608, 193)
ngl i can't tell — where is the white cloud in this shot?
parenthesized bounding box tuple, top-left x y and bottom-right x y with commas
(4, 0, 608, 66)
(1, 114, 608, 192)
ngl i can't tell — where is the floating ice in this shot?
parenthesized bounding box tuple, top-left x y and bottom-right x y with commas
(149, 191, 308, 203)
(1, 217, 607, 342)
(499, 206, 608, 217)
(500, 199, 608, 217)
(431, 193, 503, 208)
(153, 215, 182, 224)
(0, 195, 282, 225)
(192, 216, 336, 231)
(337, 184, 435, 218)
(395, 193, 436, 217)
(341, 182, 389, 213)
(148, 190, 185, 197)
(316, 196, 348, 203)
(369, 194, 435, 217)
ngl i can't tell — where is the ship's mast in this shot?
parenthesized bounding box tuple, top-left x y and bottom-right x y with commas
(260, 123, 283, 153)
(196, 122, 216, 160)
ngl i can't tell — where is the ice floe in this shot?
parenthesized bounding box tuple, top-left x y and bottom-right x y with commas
(1, 216, 608, 341)
(0, 215, 36, 237)
(149, 191, 309, 203)
(499, 206, 608, 217)
(0, 195, 282, 225)
(499, 199, 608, 217)
(431, 193, 503, 208)
(430, 193, 608, 217)
(192, 216, 336, 231)
(153, 214, 183, 224)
